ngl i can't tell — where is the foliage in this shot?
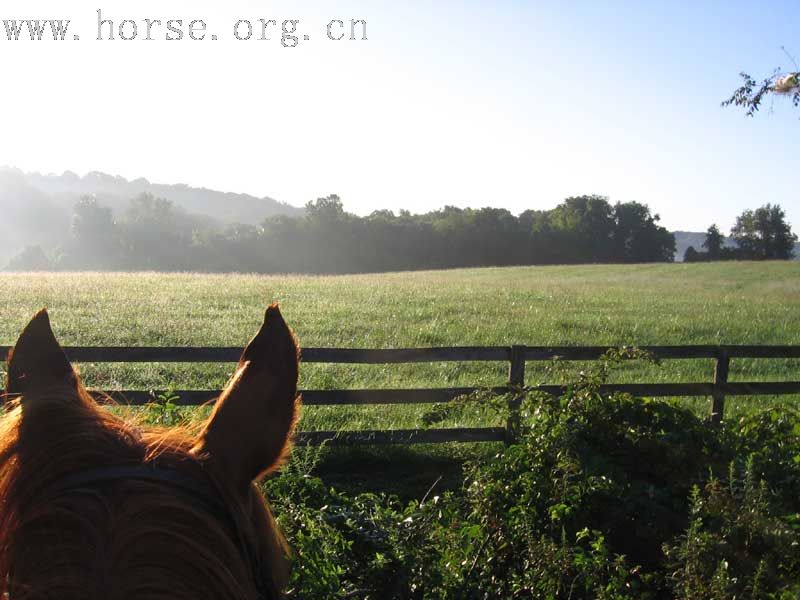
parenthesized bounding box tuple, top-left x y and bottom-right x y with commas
(734, 407, 800, 513)
(144, 388, 185, 427)
(684, 207, 796, 262)
(253, 357, 800, 598)
(67, 196, 120, 269)
(723, 69, 800, 116)
(14, 189, 796, 272)
(6, 194, 677, 272)
(664, 461, 800, 599)
(683, 245, 700, 263)
(703, 224, 724, 260)
(730, 204, 797, 260)
(459, 360, 726, 597)
(5, 245, 54, 271)
(612, 201, 675, 263)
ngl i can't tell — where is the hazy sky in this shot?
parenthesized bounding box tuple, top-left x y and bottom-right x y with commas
(1, 0, 797, 231)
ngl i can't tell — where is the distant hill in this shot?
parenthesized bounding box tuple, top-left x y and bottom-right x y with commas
(12, 168, 303, 224)
(0, 167, 303, 262)
(672, 230, 799, 261)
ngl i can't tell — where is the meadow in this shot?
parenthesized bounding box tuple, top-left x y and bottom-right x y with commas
(1, 261, 798, 437)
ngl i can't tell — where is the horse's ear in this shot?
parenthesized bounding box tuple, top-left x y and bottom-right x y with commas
(193, 304, 300, 493)
(5, 309, 77, 396)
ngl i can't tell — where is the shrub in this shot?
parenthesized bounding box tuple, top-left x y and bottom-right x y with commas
(256, 357, 800, 598)
(664, 460, 800, 599)
(461, 382, 729, 597)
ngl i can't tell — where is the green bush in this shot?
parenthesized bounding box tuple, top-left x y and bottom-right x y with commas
(459, 378, 728, 597)
(734, 407, 800, 514)
(664, 460, 800, 599)
(257, 359, 800, 598)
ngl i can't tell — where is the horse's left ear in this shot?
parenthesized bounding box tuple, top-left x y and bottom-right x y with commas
(193, 304, 300, 494)
(5, 309, 77, 396)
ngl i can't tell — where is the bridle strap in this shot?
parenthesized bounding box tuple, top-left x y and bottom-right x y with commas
(42, 464, 227, 511)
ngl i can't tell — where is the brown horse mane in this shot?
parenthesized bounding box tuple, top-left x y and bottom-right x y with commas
(0, 307, 300, 599)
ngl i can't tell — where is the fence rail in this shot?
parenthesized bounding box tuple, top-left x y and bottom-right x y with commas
(2, 345, 799, 444)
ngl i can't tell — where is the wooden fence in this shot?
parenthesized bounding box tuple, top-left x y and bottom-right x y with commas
(2, 345, 800, 445)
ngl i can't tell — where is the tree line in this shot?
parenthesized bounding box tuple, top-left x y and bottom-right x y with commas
(5, 193, 678, 273)
(684, 204, 797, 262)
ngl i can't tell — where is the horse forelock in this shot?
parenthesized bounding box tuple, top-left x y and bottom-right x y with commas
(0, 387, 289, 599)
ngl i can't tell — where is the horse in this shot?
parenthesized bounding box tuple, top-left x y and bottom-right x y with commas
(0, 305, 301, 599)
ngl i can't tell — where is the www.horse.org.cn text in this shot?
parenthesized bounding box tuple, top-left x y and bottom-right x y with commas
(2, 9, 368, 47)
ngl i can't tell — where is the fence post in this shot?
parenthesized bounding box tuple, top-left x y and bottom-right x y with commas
(506, 345, 526, 444)
(711, 348, 730, 424)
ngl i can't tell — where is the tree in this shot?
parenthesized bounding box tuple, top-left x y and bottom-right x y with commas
(730, 204, 797, 260)
(5, 245, 53, 271)
(683, 246, 700, 263)
(68, 196, 120, 269)
(301, 195, 359, 273)
(72, 196, 113, 240)
(611, 201, 675, 263)
(548, 195, 616, 262)
(702, 224, 724, 260)
(722, 49, 799, 116)
(304, 194, 346, 223)
(120, 193, 187, 269)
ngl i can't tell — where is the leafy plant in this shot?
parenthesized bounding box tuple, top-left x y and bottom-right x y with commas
(664, 459, 800, 599)
(254, 351, 800, 599)
(144, 387, 183, 426)
(722, 49, 800, 116)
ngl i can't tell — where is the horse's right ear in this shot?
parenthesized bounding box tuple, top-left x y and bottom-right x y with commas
(5, 309, 77, 396)
(193, 305, 301, 494)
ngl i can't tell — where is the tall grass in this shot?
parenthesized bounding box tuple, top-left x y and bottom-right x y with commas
(1, 262, 798, 432)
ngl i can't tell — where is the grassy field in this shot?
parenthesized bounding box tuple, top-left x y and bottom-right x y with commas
(1, 262, 798, 438)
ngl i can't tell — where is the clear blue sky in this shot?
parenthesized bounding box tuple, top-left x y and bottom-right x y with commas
(1, 0, 797, 231)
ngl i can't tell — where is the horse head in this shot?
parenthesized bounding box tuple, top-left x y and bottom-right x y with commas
(0, 305, 300, 599)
